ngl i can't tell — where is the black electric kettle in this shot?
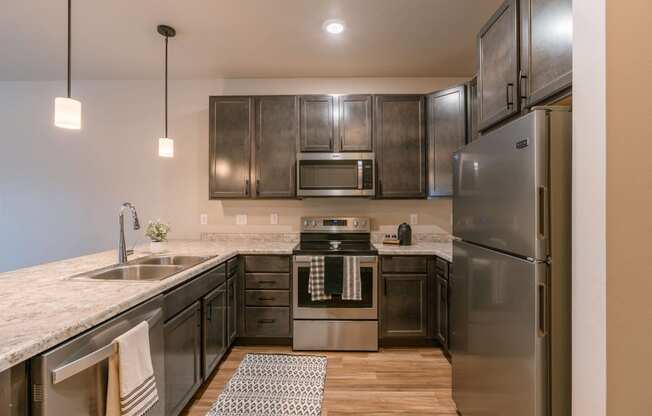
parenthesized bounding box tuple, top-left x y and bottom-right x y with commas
(398, 223, 412, 246)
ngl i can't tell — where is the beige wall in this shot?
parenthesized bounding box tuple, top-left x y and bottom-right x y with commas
(606, 0, 652, 414)
(0, 77, 464, 272)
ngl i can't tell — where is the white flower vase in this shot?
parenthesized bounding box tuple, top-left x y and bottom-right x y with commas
(150, 241, 167, 254)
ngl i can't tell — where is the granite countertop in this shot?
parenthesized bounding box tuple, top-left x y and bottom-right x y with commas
(0, 239, 296, 373)
(0, 235, 452, 373)
(374, 241, 452, 262)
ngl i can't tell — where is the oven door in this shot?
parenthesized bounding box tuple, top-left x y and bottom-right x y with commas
(293, 255, 378, 319)
(296, 153, 375, 197)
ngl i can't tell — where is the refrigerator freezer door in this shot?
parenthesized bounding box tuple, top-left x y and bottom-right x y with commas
(453, 110, 549, 260)
(451, 240, 548, 416)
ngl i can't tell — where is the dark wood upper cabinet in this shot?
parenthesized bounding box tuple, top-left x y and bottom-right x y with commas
(374, 95, 426, 199)
(477, 0, 520, 131)
(466, 76, 480, 143)
(209, 96, 253, 199)
(252, 96, 299, 198)
(519, 0, 572, 107)
(300, 95, 335, 152)
(338, 95, 373, 152)
(427, 85, 467, 197)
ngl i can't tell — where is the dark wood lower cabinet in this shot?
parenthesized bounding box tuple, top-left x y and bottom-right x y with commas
(202, 284, 227, 378)
(381, 274, 429, 339)
(434, 275, 450, 350)
(227, 276, 238, 345)
(381, 256, 451, 355)
(164, 301, 202, 416)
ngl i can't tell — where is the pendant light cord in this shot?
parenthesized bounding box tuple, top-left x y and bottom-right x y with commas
(67, 0, 72, 98)
(164, 35, 168, 138)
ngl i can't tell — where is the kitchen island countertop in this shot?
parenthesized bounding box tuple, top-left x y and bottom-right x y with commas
(0, 239, 295, 373)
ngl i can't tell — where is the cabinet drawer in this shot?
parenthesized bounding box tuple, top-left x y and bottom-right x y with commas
(244, 256, 290, 273)
(245, 307, 290, 337)
(227, 256, 241, 277)
(164, 263, 226, 321)
(246, 290, 290, 306)
(245, 273, 290, 290)
(435, 257, 449, 278)
(382, 256, 428, 274)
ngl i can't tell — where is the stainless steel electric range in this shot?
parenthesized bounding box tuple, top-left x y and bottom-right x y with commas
(292, 216, 378, 351)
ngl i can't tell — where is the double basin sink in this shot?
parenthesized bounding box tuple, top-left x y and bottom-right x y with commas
(72, 255, 211, 282)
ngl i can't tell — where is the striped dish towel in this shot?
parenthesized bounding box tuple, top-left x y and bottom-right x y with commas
(343, 256, 362, 300)
(106, 322, 159, 416)
(308, 256, 331, 301)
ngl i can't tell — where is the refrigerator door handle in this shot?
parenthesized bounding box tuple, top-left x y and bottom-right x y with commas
(538, 185, 548, 239)
(538, 283, 547, 337)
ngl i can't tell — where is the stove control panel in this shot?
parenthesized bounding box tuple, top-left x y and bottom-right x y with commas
(300, 216, 370, 233)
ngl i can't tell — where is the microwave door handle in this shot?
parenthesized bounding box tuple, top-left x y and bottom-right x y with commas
(357, 160, 363, 190)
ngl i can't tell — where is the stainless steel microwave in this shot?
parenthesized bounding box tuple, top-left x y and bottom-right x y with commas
(296, 152, 375, 197)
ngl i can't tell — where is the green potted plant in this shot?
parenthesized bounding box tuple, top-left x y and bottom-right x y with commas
(145, 219, 170, 253)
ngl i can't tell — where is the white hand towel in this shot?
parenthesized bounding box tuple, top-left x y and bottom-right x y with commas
(106, 322, 159, 416)
(342, 256, 362, 300)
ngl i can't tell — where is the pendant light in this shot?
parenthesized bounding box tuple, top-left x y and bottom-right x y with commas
(54, 0, 82, 130)
(157, 25, 176, 158)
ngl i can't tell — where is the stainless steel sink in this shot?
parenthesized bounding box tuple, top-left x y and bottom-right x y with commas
(74, 264, 184, 282)
(70, 254, 212, 282)
(131, 255, 208, 267)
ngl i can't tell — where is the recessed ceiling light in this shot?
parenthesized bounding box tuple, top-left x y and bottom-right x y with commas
(323, 19, 345, 35)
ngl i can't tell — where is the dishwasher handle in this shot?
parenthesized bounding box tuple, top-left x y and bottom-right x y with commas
(51, 308, 163, 385)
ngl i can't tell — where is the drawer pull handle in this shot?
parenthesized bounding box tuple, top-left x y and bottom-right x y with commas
(258, 319, 276, 324)
(258, 280, 276, 284)
(258, 297, 275, 301)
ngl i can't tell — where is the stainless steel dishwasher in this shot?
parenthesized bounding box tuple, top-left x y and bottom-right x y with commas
(31, 295, 165, 416)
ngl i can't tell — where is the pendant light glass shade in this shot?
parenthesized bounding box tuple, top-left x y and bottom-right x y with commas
(157, 25, 176, 158)
(54, 97, 82, 129)
(158, 137, 174, 158)
(55, 0, 82, 130)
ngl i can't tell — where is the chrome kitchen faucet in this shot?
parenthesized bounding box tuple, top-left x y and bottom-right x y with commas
(118, 202, 140, 263)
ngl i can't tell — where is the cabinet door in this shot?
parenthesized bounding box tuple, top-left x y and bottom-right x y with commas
(338, 94, 373, 152)
(253, 96, 299, 198)
(375, 95, 426, 198)
(466, 76, 480, 143)
(381, 274, 428, 338)
(520, 0, 572, 107)
(477, 0, 520, 131)
(202, 285, 226, 378)
(164, 301, 202, 416)
(435, 275, 450, 350)
(300, 95, 335, 152)
(209, 96, 252, 198)
(427, 85, 467, 197)
(227, 276, 238, 346)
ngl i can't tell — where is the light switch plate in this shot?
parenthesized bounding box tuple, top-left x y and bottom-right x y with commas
(410, 214, 418, 225)
(200, 214, 208, 225)
(270, 213, 278, 225)
(236, 214, 247, 225)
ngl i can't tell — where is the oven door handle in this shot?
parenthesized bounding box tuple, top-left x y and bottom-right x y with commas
(357, 160, 364, 190)
(294, 255, 377, 264)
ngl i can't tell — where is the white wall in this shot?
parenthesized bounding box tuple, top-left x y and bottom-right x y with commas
(572, 0, 607, 415)
(0, 77, 466, 272)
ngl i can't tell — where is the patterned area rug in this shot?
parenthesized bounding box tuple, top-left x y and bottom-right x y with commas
(207, 353, 327, 416)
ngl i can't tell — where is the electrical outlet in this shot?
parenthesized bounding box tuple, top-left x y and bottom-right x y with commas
(410, 214, 418, 225)
(236, 214, 247, 225)
(270, 213, 278, 225)
(200, 214, 208, 225)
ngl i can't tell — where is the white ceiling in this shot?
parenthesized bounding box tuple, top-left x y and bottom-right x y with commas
(0, 0, 502, 80)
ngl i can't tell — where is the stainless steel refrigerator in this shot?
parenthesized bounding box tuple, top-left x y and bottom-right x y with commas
(451, 107, 571, 416)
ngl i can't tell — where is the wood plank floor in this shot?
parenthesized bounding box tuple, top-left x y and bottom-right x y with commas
(181, 346, 458, 415)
